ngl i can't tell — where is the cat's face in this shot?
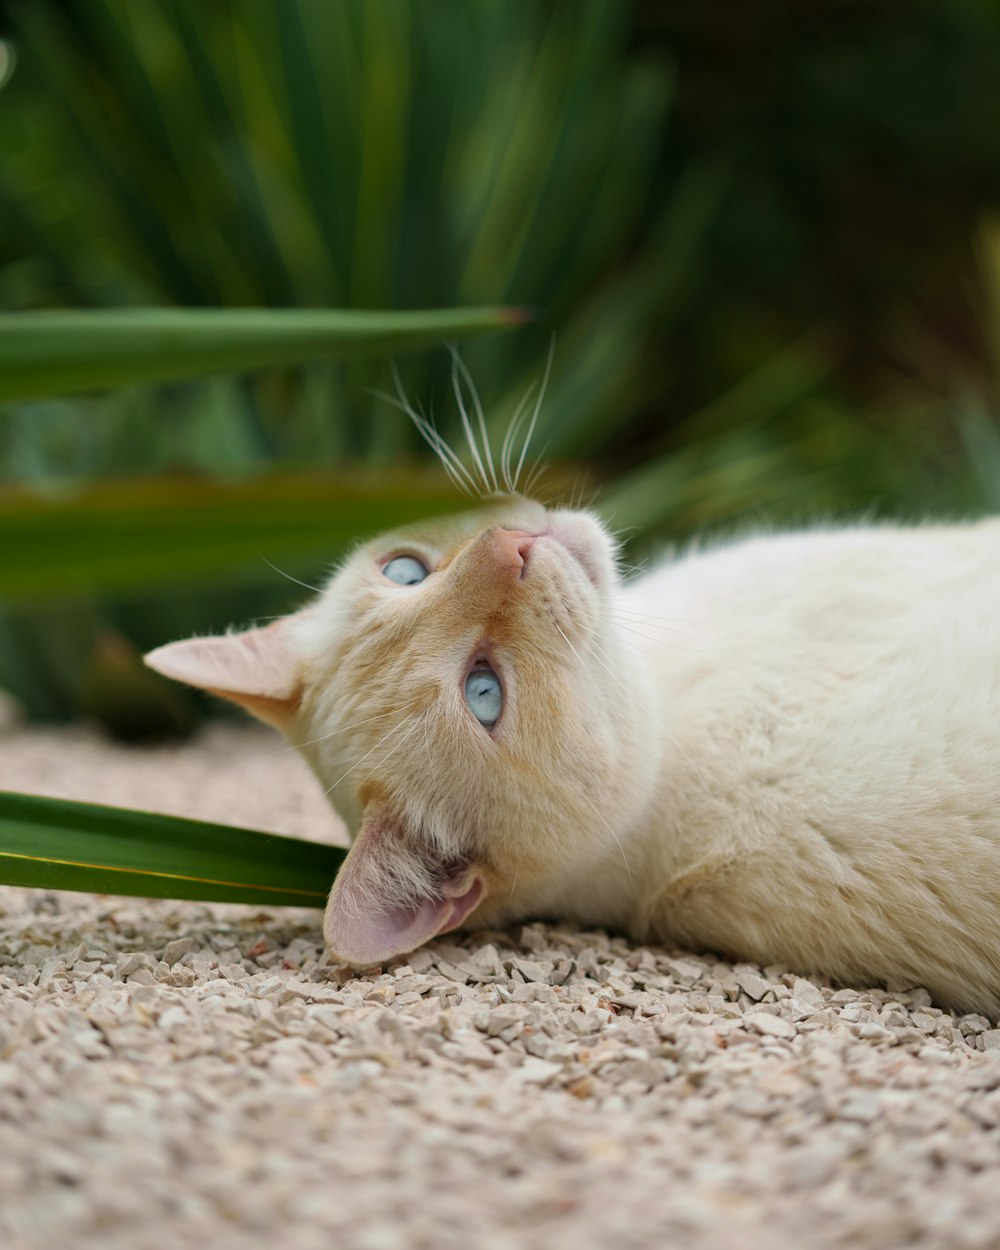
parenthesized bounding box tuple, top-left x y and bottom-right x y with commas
(146, 497, 645, 965)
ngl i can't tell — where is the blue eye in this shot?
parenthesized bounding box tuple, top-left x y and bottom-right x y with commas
(382, 555, 429, 585)
(465, 667, 502, 728)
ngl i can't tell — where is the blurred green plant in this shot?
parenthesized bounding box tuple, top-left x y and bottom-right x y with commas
(0, 298, 526, 729)
(0, 0, 730, 729)
(0, 0, 998, 736)
(0, 305, 526, 403)
(0, 0, 713, 473)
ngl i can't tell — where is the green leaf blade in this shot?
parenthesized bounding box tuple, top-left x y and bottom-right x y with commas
(0, 306, 529, 404)
(0, 790, 344, 908)
(0, 470, 473, 599)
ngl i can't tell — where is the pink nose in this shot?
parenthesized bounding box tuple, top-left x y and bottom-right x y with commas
(494, 528, 538, 577)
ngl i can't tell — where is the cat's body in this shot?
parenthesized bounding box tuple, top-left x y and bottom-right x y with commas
(146, 503, 1000, 1015)
(617, 521, 1000, 1013)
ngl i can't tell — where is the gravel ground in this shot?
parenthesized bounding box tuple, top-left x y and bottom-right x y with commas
(1, 712, 999, 1250)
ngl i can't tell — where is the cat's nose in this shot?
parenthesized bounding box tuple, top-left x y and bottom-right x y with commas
(495, 528, 538, 578)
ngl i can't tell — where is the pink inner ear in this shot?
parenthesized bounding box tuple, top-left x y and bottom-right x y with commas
(144, 623, 299, 700)
(324, 821, 486, 966)
(346, 878, 484, 965)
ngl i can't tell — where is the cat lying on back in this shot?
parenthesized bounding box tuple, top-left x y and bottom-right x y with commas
(146, 499, 1000, 1015)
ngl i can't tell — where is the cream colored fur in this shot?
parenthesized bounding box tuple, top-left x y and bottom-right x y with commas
(147, 504, 1000, 1015)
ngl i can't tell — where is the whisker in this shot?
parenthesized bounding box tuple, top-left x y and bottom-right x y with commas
(373, 384, 474, 498)
(273, 701, 423, 754)
(270, 713, 422, 840)
(500, 381, 538, 493)
(257, 554, 322, 594)
(552, 621, 609, 704)
(574, 786, 634, 885)
(609, 614, 700, 639)
(608, 622, 710, 653)
(357, 716, 425, 781)
(450, 346, 499, 495)
(612, 608, 698, 629)
(376, 368, 479, 497)
(319, 715, 423, 800)
(521, 438, 554, 499)
(585, 622, 649, 659)
(423, 399, 481, 500)
(580, 632, 632, 699)
(449, 350, 492, 497)
(513, 336, 555, 492)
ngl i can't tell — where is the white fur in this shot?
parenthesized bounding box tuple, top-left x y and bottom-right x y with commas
(309, 513, 1000, 1012)
(598, 519, 1000, 1013)
(148, 507, 1000, 1013)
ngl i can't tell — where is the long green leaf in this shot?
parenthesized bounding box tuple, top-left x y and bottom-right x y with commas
(0, 465, 577, 600)
(0, 790, 343, 907)
(0, 471, 468, 598)
(0, 306, 527, 404)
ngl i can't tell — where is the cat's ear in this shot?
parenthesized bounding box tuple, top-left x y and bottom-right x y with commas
(324, 803, 487, 966)
(143, 618, 303, 730)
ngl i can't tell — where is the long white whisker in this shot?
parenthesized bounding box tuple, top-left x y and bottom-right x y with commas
(376, 369, 479, 497)
(612, 606, 699, 627)
(424, 401, 477, 498)
(372, 383, 457, 470)
(449, 352, 492, 496)
(575, 785, 634, 884)
(513, 336, 555, 491)
(588, 617, 706, 659)
(609, 612, 701, 639)
(273, 701, 422, 754)
(552, 621, 609, 707)
(500, 381, 538, 493)
(522, 438, 553, 498)
(606, 621, 709, 653)
(257, 554, 322, 594)
(393, 372, 479, 496)
(580, 632, 631, 698)
(319, 716, 423, 800)
(585, 621, 646, 657)
(450, 346, 498, 494)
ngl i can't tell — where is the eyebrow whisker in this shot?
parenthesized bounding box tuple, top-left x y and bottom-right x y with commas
(450, 345, 499, 495)
(449, 349, 493, 497)
(374, 368, 479, 498)
(513, 336, 555, 492)
(319, 714, 423, 799)
(273, 701, 423, 754)
(257, 554, 322, 594)
(500, 380, 539, 494)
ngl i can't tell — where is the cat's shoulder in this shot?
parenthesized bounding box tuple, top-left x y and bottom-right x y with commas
(638, 513, 999, 576)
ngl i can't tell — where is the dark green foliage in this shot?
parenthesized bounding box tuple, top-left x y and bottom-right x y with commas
(0, 306, 526, 403)
(1, 0, 999, 730)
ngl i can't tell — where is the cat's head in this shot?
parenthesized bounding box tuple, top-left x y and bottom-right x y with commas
(146, 496, 648, 965)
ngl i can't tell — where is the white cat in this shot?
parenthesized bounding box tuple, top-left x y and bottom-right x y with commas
(146, 501, 1000, 1015)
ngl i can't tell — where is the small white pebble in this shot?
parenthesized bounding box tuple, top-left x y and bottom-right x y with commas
(745, 1013, 796, 1039)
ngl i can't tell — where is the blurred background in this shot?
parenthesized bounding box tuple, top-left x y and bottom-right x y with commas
(2, 0, 1000, 738)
